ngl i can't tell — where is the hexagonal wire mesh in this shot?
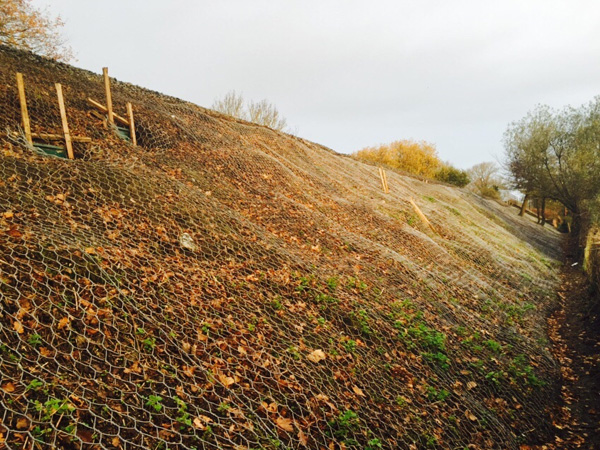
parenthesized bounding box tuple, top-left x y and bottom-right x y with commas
(0, 46, 562, 450)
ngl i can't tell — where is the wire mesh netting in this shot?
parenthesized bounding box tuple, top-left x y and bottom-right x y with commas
(0, 46, 564, 450)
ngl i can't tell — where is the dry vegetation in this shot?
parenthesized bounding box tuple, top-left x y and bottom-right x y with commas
(0, 46, 565, 449)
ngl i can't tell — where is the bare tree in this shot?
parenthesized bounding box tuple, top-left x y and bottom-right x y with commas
(0, 0, 73, 61)
(247, 99, 288, 131)
(212, 91, 288, 131)
(211, 90, 245, 120)
(468, 162, 503, 198)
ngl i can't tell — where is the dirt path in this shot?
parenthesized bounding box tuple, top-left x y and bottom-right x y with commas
(545, 250, 600, 449)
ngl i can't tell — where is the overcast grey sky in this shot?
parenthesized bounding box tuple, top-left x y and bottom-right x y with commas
(33, 0, 600, 168)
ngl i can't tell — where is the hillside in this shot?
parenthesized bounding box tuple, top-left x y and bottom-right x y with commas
(0, 46, 563, 450)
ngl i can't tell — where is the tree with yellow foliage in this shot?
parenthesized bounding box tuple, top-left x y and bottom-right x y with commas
(0, 0, 72, 61)
(354, 140, 470, 186)
(355, 140, 440, 178)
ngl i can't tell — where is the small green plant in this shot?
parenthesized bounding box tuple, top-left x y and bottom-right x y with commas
(268, 438, 282, 448)
(218, 402, 230, 413)
(426, 385, 451, 402)
(446, 206, 461, 217)
(136, 327, 146, 335)
(455, 325, 468, 336)
(326, 276, 339, 292)
(26, 379, 44, 391)
(422, 351, 451, 370)
(142, 337, 156, 352)
(484, 339, 502, 353)
(397, 321, 446, 353)
(296, 274, 314, 292)
(145, 395, 163, 413)
(31, 425, 52, 440)
(329, 409, 360, 440)
(270, 297, 283, 311)
(352, 309, 373, 336)
(395, 396, 408, 408)
(485, 370, 505, 386)
(424, 433, 438, 448)
(347, 277, 368, 291)
(34, 398, 75, 420)
(343, 339, 357, 353)
(395, 314, 451, 369)
(461, 331, 481, 350)
(287, 346, 301, 360)
(202, 424, 213, 439)
(28, 333, 42, 346)
(315, 293, 338, 305)
(366, 438, 383, 449)
(521, 272, 533, 282)
(509, 355, 546, 387)
(174, 396, 192, 427)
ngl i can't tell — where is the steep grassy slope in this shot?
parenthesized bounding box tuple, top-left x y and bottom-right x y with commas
(0, 46, 562, 450)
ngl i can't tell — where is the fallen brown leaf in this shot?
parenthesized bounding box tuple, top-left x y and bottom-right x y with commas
(352, 385, 365, 397)
(307, 349, 326, 363)
(275, 416, 294, 432)
(1, 382, 16, 393)
(13, 320, 24, 334)
(16, 418, 29, 430)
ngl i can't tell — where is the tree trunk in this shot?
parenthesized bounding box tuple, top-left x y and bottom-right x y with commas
(540, 198, 546, 227)
(519, 193, 529, 216)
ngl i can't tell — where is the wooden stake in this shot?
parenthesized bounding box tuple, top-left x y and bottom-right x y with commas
(15, 73, 32, 145)
(33, 132, 91, 143)
(126, 102, 137, 146)
(382, 169, 389, 193)
(379, 167, 389, 193)
(103, 67, 114, 126)
(409, 198, 438, 235)
(55, 83, 74, 160)
(87, 98, 129, 126)
(11, 131, 91, 143)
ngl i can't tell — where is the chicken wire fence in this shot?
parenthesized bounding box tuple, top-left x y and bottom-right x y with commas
(0, 46, 563, 450)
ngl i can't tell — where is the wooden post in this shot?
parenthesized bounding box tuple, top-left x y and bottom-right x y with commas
(15, 73, 32, 145)
(103, 67, 114, 126)
(126, 102, 137, 146)
(379, 167, 389, 193)
(55, 83, 74, 160)
(87, 98, 130, 126)
(409, 198, 438, 236)
(382, 169, 389, 193)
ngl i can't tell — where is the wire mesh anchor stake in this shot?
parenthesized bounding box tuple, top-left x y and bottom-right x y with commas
(55, 83, 74, 159)
(15, 73, 32, 145)
(103, 67, 114, 126)
(409, 197, 438, 235)
(127, 102, 137, 146)
(379, 167, 389, 193)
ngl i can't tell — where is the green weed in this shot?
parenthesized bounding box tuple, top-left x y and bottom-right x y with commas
(145, 395, 163, 413)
